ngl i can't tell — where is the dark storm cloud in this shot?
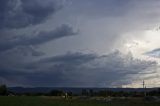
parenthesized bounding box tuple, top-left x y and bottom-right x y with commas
(39, 52, 97, 64)
(0, 24, 76, 52)
(0, 0, 159, 87)
(0, 0, 61, 29)
(0, 0, 79, 86)
(0, 51, 156, 87)
(21, 0, 61, 26)
(0, 0, 77, 55)
(0, 52, 97, 86)
(25, 52, 97, 73)
(12, 46, 45, 57)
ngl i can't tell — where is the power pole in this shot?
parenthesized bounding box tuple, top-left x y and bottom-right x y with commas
(143, 80, 146, 97)
(143, 80, 145, 89)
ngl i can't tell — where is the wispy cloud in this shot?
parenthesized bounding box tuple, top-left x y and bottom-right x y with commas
(145, 48, 160, 58)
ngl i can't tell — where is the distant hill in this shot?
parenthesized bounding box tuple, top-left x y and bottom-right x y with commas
(8, 87, 159, 94)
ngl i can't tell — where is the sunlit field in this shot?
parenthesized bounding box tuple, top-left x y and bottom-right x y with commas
(0, 96, 160, 106)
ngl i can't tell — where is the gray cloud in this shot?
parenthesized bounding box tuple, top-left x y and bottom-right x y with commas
(0, 0, 78, 86)
(12, 46, 45, 57)
(0, 0, 61, 29)
(0, 0, 160, 87)
(0, 24, 76, 52)
(0, 0, 77, 56)
(0, 51, 157, 87)
(39, 52, 97, 64)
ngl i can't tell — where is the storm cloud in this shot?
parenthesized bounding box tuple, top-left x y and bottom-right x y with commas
(0, 24, 76, 52)
(0, 0, 61, 29)
(0, 0, 77, 54)
(0, 51, 157, 87)
(0, 0, 160, 87)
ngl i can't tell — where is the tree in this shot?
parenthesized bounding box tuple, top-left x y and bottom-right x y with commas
(89, 89, 94, 97)
(0, 85, 8, 95)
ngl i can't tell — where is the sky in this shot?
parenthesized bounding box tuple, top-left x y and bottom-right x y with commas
(0, 0, 160, 88)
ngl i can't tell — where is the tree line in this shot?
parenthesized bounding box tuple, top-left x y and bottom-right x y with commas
(0, 84, 160, 97)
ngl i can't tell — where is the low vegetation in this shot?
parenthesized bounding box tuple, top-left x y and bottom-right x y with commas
(0, 96, 160, 106)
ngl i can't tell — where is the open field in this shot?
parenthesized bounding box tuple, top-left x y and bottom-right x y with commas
(0, 96, 160, 106)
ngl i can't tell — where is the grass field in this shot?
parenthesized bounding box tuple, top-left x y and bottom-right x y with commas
(0, 96, 160, 106)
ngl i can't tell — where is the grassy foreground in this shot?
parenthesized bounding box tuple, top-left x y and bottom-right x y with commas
(0, 96, 160, 106)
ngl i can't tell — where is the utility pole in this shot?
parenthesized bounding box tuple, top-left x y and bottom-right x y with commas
(143, 80, 145, 89)
(143, 80, 146, 97)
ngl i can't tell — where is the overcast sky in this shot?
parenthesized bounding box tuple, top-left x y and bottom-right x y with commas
(0, 0, 160, 88)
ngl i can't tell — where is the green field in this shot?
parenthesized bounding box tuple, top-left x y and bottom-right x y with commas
(0, 96, 160, 106)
